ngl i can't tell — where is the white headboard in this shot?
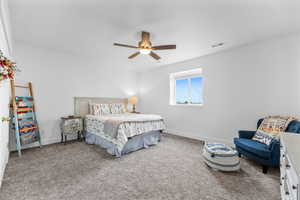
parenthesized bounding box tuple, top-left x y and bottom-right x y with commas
(74, 97, 128, 117)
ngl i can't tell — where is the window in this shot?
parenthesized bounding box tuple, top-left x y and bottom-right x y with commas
(170, 68, 203, 105)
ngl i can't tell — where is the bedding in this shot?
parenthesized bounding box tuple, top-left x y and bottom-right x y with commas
(85, 113, 165, 155)
(85, 130, 161, 157)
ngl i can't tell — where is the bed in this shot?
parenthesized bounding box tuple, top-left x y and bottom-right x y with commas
(74, 97, 166, 157)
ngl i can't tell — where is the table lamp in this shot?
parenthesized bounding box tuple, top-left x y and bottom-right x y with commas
(128, 96, 138, 113)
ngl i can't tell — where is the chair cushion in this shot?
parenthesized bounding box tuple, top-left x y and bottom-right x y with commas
(286, 120, 300, 133)
(234, 138, 271, 159)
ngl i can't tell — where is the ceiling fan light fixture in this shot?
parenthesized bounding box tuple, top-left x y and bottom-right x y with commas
(114, 31, 176, 60)
(139, 48, 151, 55)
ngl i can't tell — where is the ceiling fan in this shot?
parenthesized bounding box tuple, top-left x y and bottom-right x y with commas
(113, 31, 176, 60)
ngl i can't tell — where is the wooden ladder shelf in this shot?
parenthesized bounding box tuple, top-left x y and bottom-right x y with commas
(10, 80, 41, 157)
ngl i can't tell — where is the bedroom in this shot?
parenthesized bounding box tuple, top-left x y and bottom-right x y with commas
(0, 0, 300, 199)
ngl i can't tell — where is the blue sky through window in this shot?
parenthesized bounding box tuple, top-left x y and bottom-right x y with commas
(176, 79, 189, 104)
(176, 77, 203, 104)
(191, 77, 203, 104)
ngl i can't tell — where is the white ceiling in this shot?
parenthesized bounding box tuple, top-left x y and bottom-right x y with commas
(9, 0, 300, 71)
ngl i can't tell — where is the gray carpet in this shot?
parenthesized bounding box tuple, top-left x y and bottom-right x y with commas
(0, 133, 280, 200)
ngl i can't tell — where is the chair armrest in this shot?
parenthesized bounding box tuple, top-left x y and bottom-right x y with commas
(269, 140, 280, 166)
(269, 139, 280, 151)
(238, 130, 256, 139)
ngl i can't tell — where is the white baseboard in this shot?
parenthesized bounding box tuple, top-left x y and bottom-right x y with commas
(9, 137, 62, 152)
(42, 138, 62, 146)
(165, 129, 234, 146)
(10, 130, 234, 150)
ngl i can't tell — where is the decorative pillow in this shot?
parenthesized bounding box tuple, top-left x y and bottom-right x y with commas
(92, 104, 101, 115)
(92, 104, 111, 115)
(110, 103, 126, 114)
(89, 103, 94, 115)
(252, 116, 296, 145)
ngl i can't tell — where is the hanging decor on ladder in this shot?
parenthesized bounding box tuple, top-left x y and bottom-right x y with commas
(10, 80, 41, 157)
(0, 50, 19, 83)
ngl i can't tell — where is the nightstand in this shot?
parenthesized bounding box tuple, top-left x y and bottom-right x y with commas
(60, 116, 83, 144)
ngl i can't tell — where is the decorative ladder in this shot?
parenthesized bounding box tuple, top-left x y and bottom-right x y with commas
(10, 80, 41, 157)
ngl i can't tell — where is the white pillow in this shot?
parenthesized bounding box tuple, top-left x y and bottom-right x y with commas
(89, 103, 94, 115)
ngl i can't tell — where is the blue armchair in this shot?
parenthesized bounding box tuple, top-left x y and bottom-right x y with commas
(234, 119, 300, 173)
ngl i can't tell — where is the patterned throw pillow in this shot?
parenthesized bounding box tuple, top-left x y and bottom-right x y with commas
(92, 104, 111, 115)
(252, 116, 296, 145)
(110, 103, 126, 114)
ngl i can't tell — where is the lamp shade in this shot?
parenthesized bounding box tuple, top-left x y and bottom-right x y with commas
(128, 96, 138, 104)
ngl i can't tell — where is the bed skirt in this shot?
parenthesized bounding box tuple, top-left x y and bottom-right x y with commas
(85, 130, 161, 157)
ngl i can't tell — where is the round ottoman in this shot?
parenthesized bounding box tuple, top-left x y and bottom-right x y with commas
(202, 142, 240, 172)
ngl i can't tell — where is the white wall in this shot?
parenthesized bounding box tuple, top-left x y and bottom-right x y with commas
(12, 42, 138, 147)
(12, 33, 300, 148)
(0, 0, 12, 188)
(138, 33, 300, 144)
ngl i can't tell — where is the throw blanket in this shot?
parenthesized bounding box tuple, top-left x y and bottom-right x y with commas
(103, 114, 163, 138)
(103, 120, 123, 138)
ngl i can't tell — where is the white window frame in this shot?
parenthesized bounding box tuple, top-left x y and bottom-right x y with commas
(169, 68, 203, 106)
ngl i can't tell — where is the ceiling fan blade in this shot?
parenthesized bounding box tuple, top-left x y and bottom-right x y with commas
(114, 43, 138, 49)
(128, 52, 140, 59)
(152, 45, 176, 50)
(149, 51, 161, 60)
(141, 31, 150, 42)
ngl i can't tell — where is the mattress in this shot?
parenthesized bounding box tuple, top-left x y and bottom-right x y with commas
(85, 113, 165, 154)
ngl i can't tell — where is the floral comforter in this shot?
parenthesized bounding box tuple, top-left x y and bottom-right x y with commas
(85, 113, 166, 152)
